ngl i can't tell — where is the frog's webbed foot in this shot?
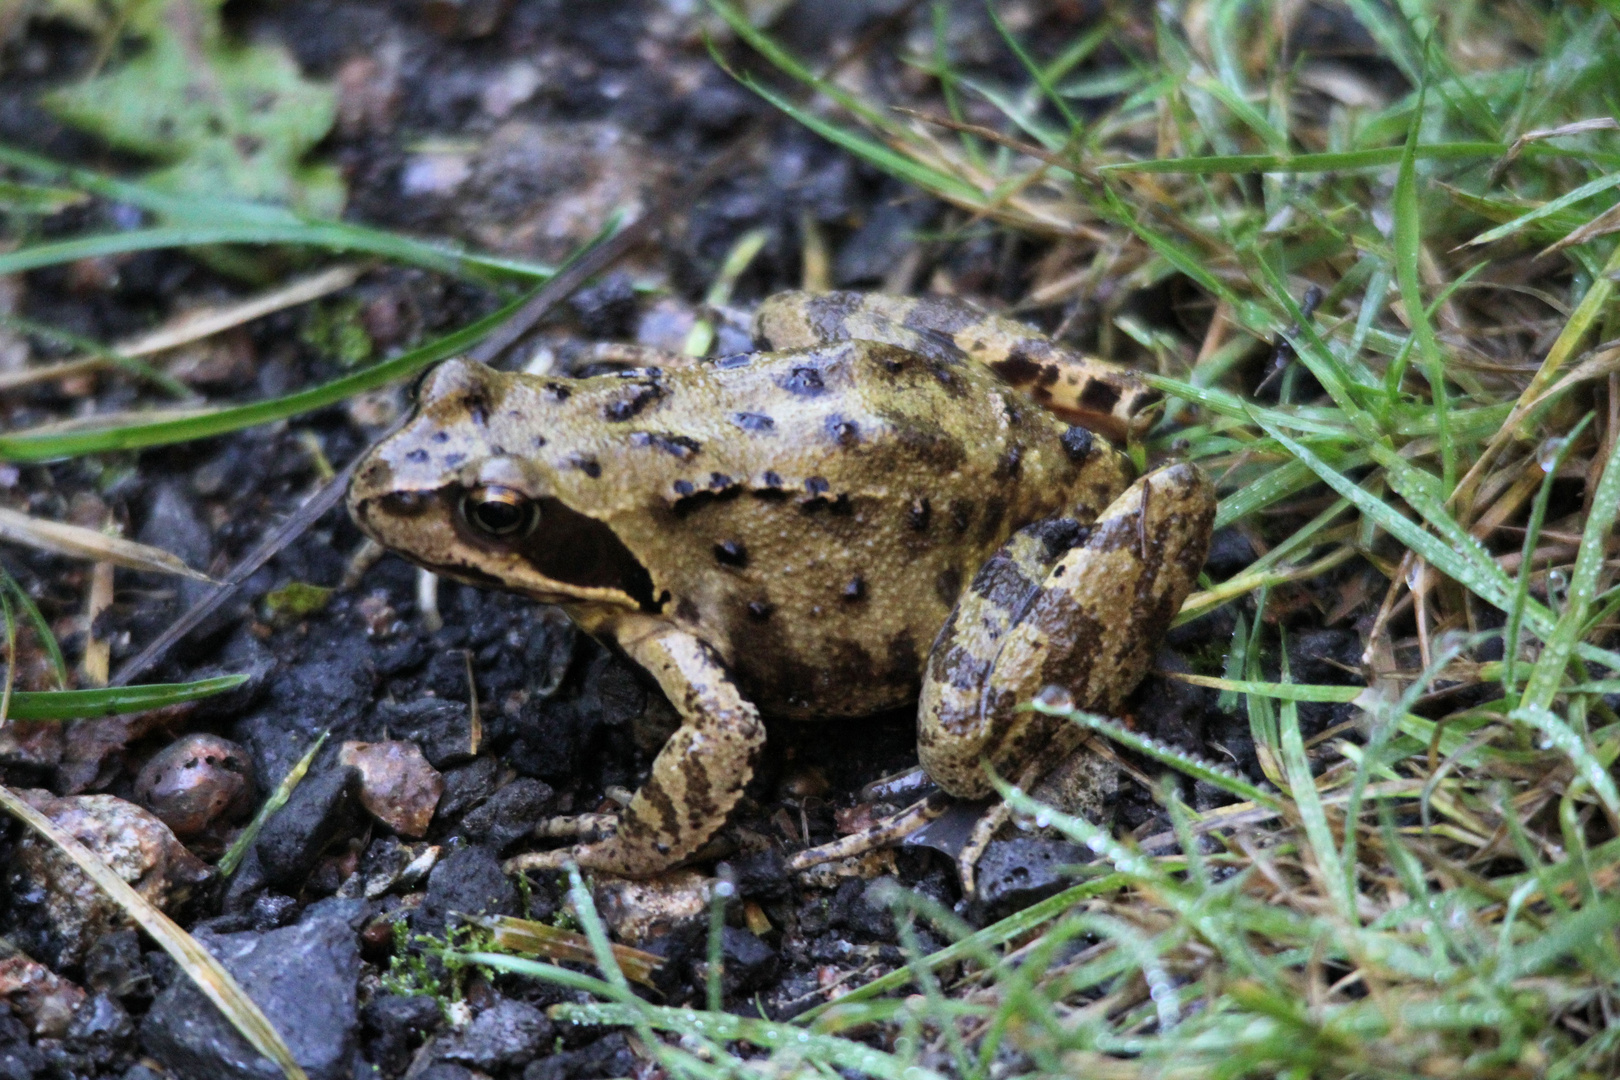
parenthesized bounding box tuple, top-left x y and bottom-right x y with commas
(507, 617, 764, 880)
(918, 463, 1216, 801)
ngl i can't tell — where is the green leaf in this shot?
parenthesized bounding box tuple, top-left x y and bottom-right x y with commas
(43, 1, 341, 217)
(263, 582, 333, 618)
(6, 674, 248, 721)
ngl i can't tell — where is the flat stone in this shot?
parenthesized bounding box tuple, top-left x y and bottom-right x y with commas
(140, 908, 360, 1080)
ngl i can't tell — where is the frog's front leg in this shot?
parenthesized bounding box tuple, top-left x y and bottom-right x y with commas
(918, 463, 1215, 800)
(506, 614, 764, 878)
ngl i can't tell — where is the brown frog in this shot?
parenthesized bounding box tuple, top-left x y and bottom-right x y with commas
(347, 291, 1216, 877)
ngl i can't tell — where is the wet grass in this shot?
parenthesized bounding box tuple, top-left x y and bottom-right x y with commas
(3, 1, 1620, 1077)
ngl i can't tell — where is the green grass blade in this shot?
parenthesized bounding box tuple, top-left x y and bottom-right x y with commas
(0, 223, 550, 284)
(1096, 141, 1620, 175)
(1039, 703, 1281, 809)
(1512, 705, 1620, 819)
(1466, 171, 1620, 247)
(729, 71, 986, 206)
(218, 730, 326, 877)
(0, 568, 67, 689)
(0, 289, 521, 462)
(550, 1000, 949, 1080)
(5, 674, 249, 721)
(1504, 421, 1591, 699)
(1391, 81, 1454, 491)
(1520, 428, 1620, 712)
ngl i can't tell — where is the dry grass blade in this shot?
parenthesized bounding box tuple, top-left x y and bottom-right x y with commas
(1490, 117, 1620, 180)
(0, 506, 213, 582)
(0, 785, 308, 1080)
(1541, 200, 1620, 258)
(0, 264, 363, 393)
(477, 915, 665, 989)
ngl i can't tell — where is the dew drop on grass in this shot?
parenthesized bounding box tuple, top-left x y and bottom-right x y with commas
(1539, 436, 1568, 472)
(1036, 684, 1075, 711)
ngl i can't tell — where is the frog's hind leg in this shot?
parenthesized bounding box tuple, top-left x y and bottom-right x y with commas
(504, 617, 765, 879)
(918, 463, 1216, 803)
(915, 463, 1212, 892)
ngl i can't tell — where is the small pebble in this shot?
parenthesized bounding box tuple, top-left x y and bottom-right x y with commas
(134, 733, 254, 838)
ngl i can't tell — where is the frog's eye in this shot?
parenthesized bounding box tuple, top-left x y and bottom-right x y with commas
(461, 486, 539, 539)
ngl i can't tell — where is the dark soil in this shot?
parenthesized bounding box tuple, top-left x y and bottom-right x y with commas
(0, 3, 1307, 1078)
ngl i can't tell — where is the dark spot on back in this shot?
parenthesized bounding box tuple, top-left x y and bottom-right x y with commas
(714, 540, 748, 567)
(715, 353, 754, 368)
(977, 496, 1007, 540)
(405, 448, 428, 463)
(949, 498, 974, 533)
(825, 414, 859, 446)
(604, 380, 664, 421)
(804, 476, 830, 496)
(630, 431, 701, 460)
(1061, 426, 1094, 462)
(935, 566, 963, 607)
(752, 471, 789, 501)
(571, 456, 601, 478)
(709, 472, 735, 491)
(431, 431, 450, 443)
(802, 490, 851, 515)
(747, 600, 774, 621)
(1031, 517, 1087, 559)
(1079, 378, 1121, 413)
(532, 435, 547, 448)
(842, 575, 866, 601)
(970, 554, 1037, 607)
(544, 382, 571, 402)
(732, 412, 775, 433)
(996, 444, 1023, 480)
(444, 452, 466, 467)
(675, 597, 700, 623)
(778, 366, 826, 396)
(673, 479, 695, 496)
(673, 486, 742, 517)
(907, 497, 931, 531)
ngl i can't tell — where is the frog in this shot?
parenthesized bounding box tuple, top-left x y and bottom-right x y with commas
(347, 290, 1216, 878)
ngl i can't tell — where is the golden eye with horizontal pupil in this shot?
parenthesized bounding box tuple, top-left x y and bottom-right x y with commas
(461, 486, 539, 538)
